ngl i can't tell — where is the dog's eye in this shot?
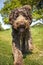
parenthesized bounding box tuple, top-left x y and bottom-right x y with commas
(22, 13, 28, 20)
(23, 13, 26, 17)
(16, 14, 19, 18)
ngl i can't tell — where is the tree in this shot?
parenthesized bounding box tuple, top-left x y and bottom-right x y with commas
(36, 0, 43, 9)
(32, 5, 43, 20)
(0, 0, 42, 24)
(0, 0, 21, 24)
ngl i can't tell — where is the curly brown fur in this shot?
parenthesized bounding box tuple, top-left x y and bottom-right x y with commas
(9, 5, 32, 25)
(12, 43, 24, 65)
(9, 5, 33, 65)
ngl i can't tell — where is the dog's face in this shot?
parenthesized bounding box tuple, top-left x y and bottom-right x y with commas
(13, 15, 30, 32)
(9, 5, 32, 32)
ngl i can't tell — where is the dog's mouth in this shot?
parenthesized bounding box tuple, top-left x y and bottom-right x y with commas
(18, 25, 25, 32)
(19, 28, 25, 32)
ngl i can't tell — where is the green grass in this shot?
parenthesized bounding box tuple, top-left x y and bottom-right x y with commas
(0, 25, 43, 65)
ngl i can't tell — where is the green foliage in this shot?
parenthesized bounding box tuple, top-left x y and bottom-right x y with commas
(32, 6, 43, 20)
(32, 10, 42, 20)
(0, 0, 21, 24)
(0, 0, 42, 24)
(1, 0, 21, 16)
(19, 0, 40, 6)
(3, 17, 9, 24)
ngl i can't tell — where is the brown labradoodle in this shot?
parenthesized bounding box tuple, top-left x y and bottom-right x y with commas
(9, 5, 33, 65)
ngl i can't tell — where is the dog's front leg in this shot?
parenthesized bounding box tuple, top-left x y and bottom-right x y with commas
(12, 43, 24, 65)
(27, 30, 33, 52)
(28, 38, 33, 52)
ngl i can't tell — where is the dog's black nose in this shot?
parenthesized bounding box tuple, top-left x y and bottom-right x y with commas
(20, 25, 25, 28)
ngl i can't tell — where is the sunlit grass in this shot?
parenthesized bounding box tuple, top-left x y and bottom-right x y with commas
(0, 25, 43, 65)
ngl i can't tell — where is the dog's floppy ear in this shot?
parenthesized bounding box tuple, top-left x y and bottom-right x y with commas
(9, 8, 18, 25)
(22, 5, 32, 24)
(9, 11, 14, 25)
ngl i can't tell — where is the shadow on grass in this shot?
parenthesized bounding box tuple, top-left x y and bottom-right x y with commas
(23, 51, 33, 59)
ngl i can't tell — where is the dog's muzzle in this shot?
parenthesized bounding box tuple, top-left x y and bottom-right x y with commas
(18, 24, 25, 32)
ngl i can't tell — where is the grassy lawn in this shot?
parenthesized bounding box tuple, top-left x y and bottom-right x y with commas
(0, 25, 43, 65)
